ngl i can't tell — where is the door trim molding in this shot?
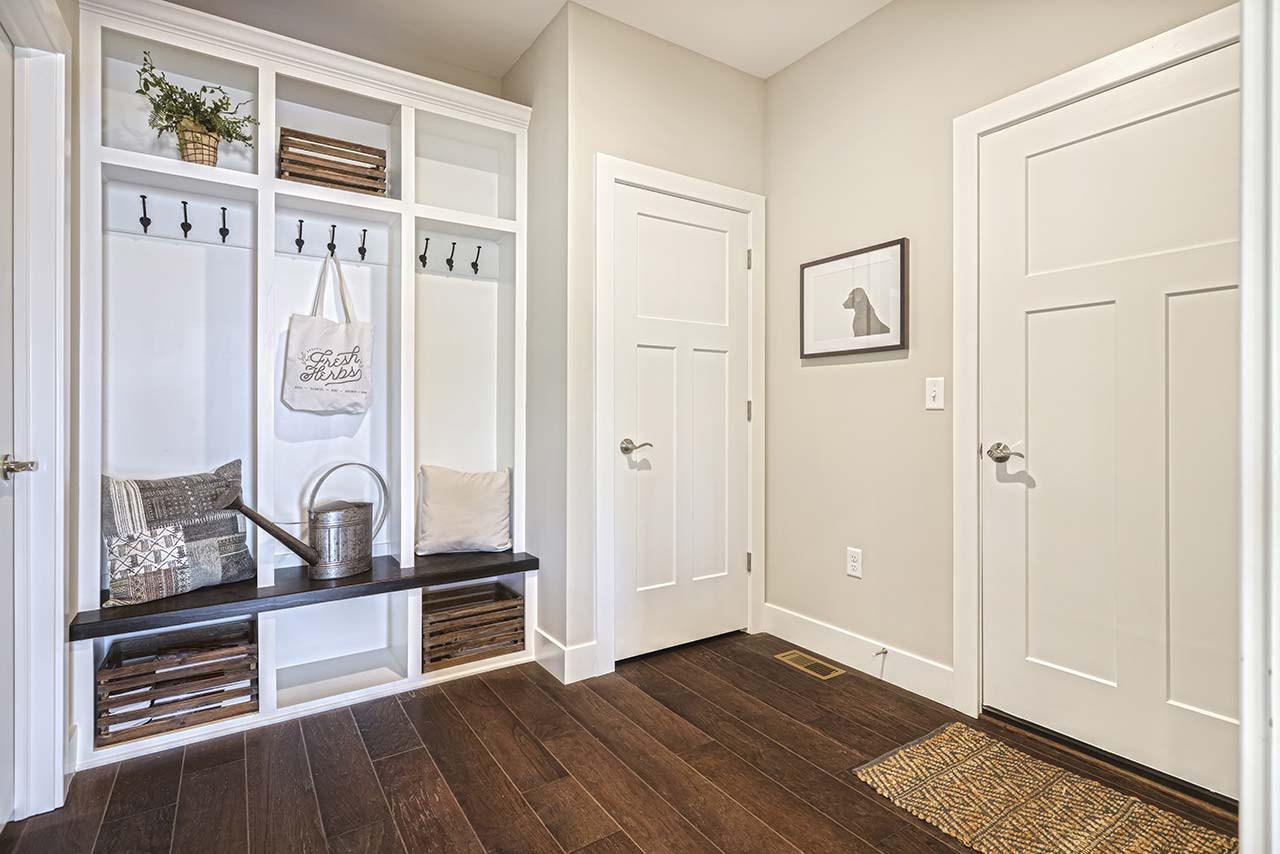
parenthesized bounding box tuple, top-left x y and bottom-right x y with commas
(951, 5, 1240, 718)
(0, 0, 73, 822)
(1239, 0, 1279, 847)
(593, 154, 766, 677)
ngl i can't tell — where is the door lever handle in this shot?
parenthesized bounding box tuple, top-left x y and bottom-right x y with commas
(619, 438, 653, 455)
(1, 454, 38, 480)
(986, 442, 1024, 464)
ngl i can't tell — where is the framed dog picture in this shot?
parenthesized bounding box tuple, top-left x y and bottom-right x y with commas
(800, 238, 908, 358)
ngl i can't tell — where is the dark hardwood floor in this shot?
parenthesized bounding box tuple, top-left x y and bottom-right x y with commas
(0, 632, 1236, 853)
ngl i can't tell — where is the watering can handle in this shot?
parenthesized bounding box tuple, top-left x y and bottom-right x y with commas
(307, 462, 390, 539)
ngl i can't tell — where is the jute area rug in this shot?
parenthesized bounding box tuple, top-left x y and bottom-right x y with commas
(856, 722, 1238, 853)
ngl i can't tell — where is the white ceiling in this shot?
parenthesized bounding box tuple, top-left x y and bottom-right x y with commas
(574, 0, 894, 78)
(172, 0, 565, 80)
(170, 0, 893, 82)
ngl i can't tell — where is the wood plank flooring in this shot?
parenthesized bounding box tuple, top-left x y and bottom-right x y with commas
(0, 632, 1236, 853)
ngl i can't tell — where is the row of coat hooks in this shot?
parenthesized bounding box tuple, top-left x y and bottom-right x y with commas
(137, 195, 487, 273)
(296, 220, 369, 261)
(138, 194, 232, 243)
(417, 237, 482, 275)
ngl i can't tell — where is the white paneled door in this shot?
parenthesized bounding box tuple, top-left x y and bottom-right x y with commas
(612, 184, 750, 661)
(980, 44, 1240, 795)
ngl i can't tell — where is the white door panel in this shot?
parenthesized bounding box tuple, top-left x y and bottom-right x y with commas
(980, 44, 1239, 795)
(614, 185, 749, 660)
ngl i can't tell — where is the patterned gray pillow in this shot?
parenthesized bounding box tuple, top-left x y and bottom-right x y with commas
(101, 460, 255, 606)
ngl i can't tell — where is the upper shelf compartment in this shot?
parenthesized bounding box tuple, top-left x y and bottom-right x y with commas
(277, 76, 402, 201)
(415, 110, 516, 220)
(102, 28, 259, 175)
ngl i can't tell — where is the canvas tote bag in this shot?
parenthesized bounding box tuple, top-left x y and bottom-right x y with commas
(282, 254, 374, 414)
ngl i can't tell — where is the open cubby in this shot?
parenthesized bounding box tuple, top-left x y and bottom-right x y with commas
(415, 110, 516, 220)
(277, 77, 402, 200)
(414, 218, 517, 481)
(101, 174, 258, 597)
(269, 195, 403, 568)
(102, 28, 258, 174)
(272, 593, 409, 708)
(78, 0, 531, 766)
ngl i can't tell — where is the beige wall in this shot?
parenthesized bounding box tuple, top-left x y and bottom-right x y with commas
(764, 0, 1233, 666)
(502, 8, 571, 643)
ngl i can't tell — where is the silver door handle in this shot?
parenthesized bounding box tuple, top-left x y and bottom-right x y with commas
(619, 438, 653, 455)
(986, 442, 1024, 464)
(1, 454, 38, 480)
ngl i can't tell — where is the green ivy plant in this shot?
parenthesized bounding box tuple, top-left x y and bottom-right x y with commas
(135, 51, 257, 147)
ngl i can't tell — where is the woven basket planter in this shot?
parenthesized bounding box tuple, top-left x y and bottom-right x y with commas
(177, 118, 220, 167)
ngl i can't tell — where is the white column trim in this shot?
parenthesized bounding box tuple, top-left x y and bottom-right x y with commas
(1240, 0, 1279, 848)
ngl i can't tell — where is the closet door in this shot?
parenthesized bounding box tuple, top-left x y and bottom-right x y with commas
(980, 43, 1240, 795)
(611, 182, 751, 661)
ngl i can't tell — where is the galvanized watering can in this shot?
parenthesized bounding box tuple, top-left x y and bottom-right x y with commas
(219, 462, 389, 580)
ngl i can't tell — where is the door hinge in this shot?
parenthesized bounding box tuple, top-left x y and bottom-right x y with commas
(746, 552, 753, 573)
(746, 248, 753, 270)
(746, 400, 753, 422)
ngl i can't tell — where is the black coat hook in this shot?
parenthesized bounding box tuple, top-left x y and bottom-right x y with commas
(138, 195, 152, 234)
(180, 201, 192, 239)
(418, 237, 430, 269)
(218, 207, 230, 244)
(327, 225, 337, 257)
(446, 241, 457, 271)
(295, 220, 305, 254)
(358, 228, 368, 261)
(471, 245, 481, 275)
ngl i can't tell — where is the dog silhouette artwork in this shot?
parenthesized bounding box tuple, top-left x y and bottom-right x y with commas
(843, 287, 891, 336)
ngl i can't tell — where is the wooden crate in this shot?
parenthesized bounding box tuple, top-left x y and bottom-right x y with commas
(95, 619, 258, 748)
(278, 127, 388, 196)
(423, 582, 525, 672)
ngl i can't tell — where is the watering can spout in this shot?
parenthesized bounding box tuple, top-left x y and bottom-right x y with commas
(214, 485, 322, 566)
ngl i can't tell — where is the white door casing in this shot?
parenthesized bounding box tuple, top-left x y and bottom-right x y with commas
(979, 42, 1240, 796)
(0, 18, 16, 827)
(595, 155, 766, 674)
(612, 184, 750, 661)
(0, 0, 73, 819)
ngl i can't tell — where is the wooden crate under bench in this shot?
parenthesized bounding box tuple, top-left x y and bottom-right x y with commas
(95, 619, 259, 748)
(423, 581, 524, 672)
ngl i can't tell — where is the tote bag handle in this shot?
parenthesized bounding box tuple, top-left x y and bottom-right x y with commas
(309, 254, 360, 322)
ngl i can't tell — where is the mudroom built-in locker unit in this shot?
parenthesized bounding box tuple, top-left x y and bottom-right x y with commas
(67, 0, 534, 768)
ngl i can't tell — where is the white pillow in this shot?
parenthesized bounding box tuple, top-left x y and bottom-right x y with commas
(416, 465, 512, 555)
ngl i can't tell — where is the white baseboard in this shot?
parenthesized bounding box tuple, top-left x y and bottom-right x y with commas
(534, 628, 598, 684)
(760, 602, 958, 711)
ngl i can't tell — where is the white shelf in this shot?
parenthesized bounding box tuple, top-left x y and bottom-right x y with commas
(273, 178, 402, 220)
(414, 203, 518, 238)
(276, 648, 407, 709)
(101, 146, 259, 199)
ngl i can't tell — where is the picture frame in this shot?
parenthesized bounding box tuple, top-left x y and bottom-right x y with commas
(800, 237, 908, 358)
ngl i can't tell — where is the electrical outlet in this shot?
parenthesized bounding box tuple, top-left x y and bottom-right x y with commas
(846, 547, 863, 579)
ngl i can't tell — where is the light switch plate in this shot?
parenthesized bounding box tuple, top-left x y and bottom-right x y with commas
(846, 547, 862, 579)
(925, 377, 945, 410)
